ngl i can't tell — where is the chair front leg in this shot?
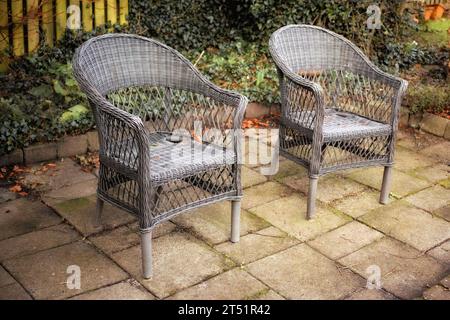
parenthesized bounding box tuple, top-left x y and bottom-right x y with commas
(231, 200, 241, 243)
(140, 230, 153, 279)
(380, 166, 393, 204)
(307, 177, 318, 219)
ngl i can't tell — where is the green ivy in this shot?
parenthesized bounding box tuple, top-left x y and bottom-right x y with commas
(192, 42, 279, 104)
(1, 1, 445, 156)
(0, 61, 93, 156)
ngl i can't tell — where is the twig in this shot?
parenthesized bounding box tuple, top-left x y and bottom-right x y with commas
(193, 50, 205, 67)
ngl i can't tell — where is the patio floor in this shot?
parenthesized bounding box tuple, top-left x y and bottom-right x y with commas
(0, 128, 449, 300)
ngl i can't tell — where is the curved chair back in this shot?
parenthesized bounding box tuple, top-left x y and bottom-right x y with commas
(73, 33, 210, 97)
(269, 25, 366, 74)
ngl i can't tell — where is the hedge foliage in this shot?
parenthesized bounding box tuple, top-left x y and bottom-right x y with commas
(128, 0, 418, 67)
(1, 0, 446, 156)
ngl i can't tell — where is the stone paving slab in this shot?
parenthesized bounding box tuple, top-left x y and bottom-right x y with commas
(396, 130, 443, 152)
(344, 167, 431, 198)
(419, 141, 450, 163)
(21, 159, 96, 193)
(42, 179, 98, 205)
(427, 240, 450, 264)
(111, 232, 234, 299)
(167, 268, 267, 300)
(0, 188, 18, 203)
(394, 147, 437, 172)
(215, 227, 299, 265)
(241, 181, 293, 210)
(269, 159, 308, 181)
(251, 289, 285, 300)
(51, 196, 136, 236)
(422, 285, 450, 300)
(0, 266, 15, 287)
(128, 221, 177, 238)
(91, 222, 175, 256)
(242, 166, 267, 189)
(338, 237, 447, 299)
(405, 185, 450, 213)
(441, 275, 450, 289)
(247, 244, 365, 300)
(250, 194, 351, 241)
(0, 198, 62, 241)
(308, 221, 384, 260)
(0, 223, 80, 261)
(359, 201, 450, 252)
(0, 127, 448, 300)
(344, 288, 397, 300)
(0, 283, 32, 300)
(172, 201, 268, 245)
(3, 241, 128, 299)
(282, 175, 366, 203)
(89, 226, 141, 255)
(412, 164, 450, 184)
(333, 191, 385, 218)
(434, 205, 450, 222)
(70, 280, 155, 300)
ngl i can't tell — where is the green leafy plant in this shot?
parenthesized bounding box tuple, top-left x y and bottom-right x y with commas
(405, 83, 450, 114)
(192, 41, 279, 103)
(0, 60, 93, 156)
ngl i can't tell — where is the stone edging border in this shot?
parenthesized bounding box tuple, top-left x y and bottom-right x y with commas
(1, 105, 449, 167)
(400, 107, 450, 140)
(0, 131, 99, 167)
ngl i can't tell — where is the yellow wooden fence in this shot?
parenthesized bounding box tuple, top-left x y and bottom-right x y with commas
(0, 0, 129, 72)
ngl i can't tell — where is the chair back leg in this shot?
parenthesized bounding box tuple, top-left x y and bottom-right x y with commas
(141, 230, 153, 279)
(380, 166, 393, 204)
(307, 177, 319, 219)
(231, 200, 241, 243)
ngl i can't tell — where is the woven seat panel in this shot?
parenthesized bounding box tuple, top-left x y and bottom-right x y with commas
(98, 163, 236, 223)
(280, 125, 390, 173)
(108, 132, 236, 183)
(290, 108, 391, 141)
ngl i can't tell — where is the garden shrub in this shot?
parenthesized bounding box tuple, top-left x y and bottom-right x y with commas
(0, 59, 93, 155)
(192, 42, 279, 104)
(405, 83, 450, 115)
(128, 0, 420, 68)
(1, 1, 446, 156)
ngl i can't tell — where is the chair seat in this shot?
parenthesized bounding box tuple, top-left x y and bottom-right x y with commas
(110, 132, 236, 183)
(291, 108, 391, 141)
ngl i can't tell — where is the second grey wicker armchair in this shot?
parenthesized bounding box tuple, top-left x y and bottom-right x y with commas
(73, 34, 247, 279)
(269, 25, 408, 219)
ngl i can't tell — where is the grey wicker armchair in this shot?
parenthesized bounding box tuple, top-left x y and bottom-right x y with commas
(73, 34, 247, 279)
(269, 25, 408, 219)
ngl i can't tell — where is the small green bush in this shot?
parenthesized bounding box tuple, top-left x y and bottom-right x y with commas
(0, 61, 93, 156)
(405, 83, 450, 114)
(192, 42, 279, 104)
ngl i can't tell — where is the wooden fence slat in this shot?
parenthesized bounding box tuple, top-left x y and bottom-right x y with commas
(119, 0, 127, 25)
(1, 0, 128, 72)
(41, 0, 54, 45)
(27, 0, 39, 52)
(11, 0, 24, 56)
(55, 0, 66, 40)
(81, 0, 93, 31)
(0, 0, 9, 72)
(94, 0, 104, 27)
(106, 0, 116, 26)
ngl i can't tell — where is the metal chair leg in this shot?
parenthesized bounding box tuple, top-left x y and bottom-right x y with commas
(307, 177, 318, 220)
(380, 166, 392, 204)
(95, 197, 104, 227)
(141, 230, 153, 279)
(231, 200, 241, 243)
